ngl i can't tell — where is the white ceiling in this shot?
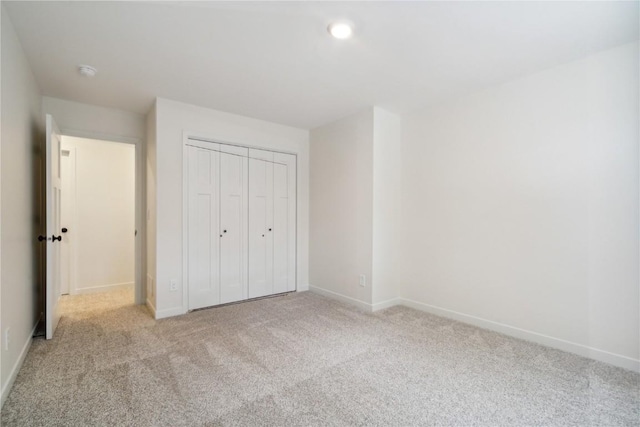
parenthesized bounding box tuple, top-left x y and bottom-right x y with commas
(5, 1, 639, 129)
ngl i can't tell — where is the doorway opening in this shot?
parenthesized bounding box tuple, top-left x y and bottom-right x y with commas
(59, 136, 136, 306)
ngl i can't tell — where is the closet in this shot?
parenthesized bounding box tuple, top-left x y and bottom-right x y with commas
(186, 140, 296, 311)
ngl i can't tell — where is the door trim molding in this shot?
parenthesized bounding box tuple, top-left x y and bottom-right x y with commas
(182, 136, 190, 315)
(187, 134, 297, 156)
(59, 129, 145, 306)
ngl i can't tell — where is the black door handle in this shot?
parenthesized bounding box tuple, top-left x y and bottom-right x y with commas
(61, 228, 68, 233)
(38, 235, 47, 242)
(52, 235, 62, 242)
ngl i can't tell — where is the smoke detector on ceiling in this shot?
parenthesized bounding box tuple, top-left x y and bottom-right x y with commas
(78, 65, 97, 77)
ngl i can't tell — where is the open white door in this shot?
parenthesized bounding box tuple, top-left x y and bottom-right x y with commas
(45, 114, 63, 339)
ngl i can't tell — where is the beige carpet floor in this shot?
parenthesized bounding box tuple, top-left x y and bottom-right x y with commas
(1, 289, 638, 426)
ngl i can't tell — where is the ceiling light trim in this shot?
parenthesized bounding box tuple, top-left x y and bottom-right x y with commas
(328, 22, 353, 39)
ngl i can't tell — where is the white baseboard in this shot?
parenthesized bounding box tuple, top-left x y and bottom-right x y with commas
(146, 298, 156, 318)
(309, 285, 372, 311)
(154, 306, 187, 320)
(73, 282, 134, 295)
(1, 322, 38, 407)
(305, 286, 639, 372)
(399, 298, 640, 373)
(371, 297, 401, 312)
(308, 285, 400, 313)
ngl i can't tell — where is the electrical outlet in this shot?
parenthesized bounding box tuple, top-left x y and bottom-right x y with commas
(170, 280, 177, 292)
(359, 275, 366, 287)
(4, 328, 10, 351)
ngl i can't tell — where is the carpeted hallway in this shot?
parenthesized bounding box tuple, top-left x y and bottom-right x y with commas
(1, 289, 638, 426)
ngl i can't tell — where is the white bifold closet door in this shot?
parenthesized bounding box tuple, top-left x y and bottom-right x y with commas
(187, 142, 294, 311)
(248, 154, 274, 298)
(272, 153, 296, 293)
(248, 150, 296, 298)
(187, 144, 248, 310)
(219, 150, 248, 304)
(187, 145, 220, 309)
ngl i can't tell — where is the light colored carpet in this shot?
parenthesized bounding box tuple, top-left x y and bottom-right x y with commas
(1, 289, 638, 426)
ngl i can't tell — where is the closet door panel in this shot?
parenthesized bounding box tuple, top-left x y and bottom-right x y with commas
(274, 153, 297, 292)
(220, 152, 248, 304)
(188, 147, 220, 309)
(272, 162, 289, 294)
(286, 157, 297, 291)
(248, 158, 274, 298)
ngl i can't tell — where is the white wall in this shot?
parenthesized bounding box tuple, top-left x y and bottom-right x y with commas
(1, 6, 43, 405)
(61, 137, 135, 294)
(150, 98, 310, 318)
(400, 42, 639, 369)
(309, 107, 402, 310)
(309, 107, 402, 309)
(42, 97, 145, 143)
(310, 109, 374, 306)
(372, 108, 402, 307)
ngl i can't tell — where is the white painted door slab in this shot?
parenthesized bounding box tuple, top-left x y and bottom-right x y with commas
(45, 114, 63, 339)
(272, 162, 288, 294)
(188, 146, 221, 310)
(219, 152, 248, 304)
(274, 153, 297, 292)
(60, 148, 77, 295)
(248, 158, 274, 298)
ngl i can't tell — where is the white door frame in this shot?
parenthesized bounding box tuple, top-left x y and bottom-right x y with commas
(58, 129, 145, 305)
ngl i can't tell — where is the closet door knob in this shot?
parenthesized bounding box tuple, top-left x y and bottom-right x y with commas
(223, 230, 227, 233)
(268, 228, 272, 231)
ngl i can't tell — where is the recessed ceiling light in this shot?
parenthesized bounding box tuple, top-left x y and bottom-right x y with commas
(328, 22, 353, 39)
(78, 64, 97, 77)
